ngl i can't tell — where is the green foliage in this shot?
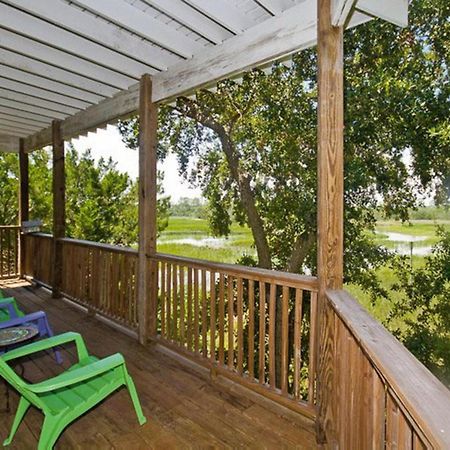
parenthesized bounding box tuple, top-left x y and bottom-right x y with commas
(389, 228, 450, 385)
(0, 153, 19, 225)
(0, 145, 170, 246)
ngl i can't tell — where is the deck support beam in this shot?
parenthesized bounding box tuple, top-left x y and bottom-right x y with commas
(137, 74, 158, 345)
(52, 120, 65, 298)
(316, 0, 344, 445)
(18, 138, 29, 277)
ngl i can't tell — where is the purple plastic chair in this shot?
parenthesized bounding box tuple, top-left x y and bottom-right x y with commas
(0, 298, 62, 364)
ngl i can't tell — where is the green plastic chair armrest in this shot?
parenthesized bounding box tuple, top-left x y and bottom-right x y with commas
(2, 332, 88, 362)
(29, 353, 126, 393)
(0, 297, 15, 305)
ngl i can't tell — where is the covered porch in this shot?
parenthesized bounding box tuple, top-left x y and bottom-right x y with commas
(1, 0, 450, 448)
(0, 279, 317, 449)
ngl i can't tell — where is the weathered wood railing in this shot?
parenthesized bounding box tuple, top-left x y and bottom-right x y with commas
(23, 233, 53, 286)
(21, 233, 450, 446)
(24, 234, 138, 329)
(153, 253, 318, 417)
(0, 225, 20, 279)
(321, 290, 450, 449)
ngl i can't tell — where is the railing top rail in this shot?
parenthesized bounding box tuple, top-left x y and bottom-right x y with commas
(0, 225, 21, 229)
(58, 237, 137, 256)
(154, 252, 318, 291)
(327, 289, 450, 448)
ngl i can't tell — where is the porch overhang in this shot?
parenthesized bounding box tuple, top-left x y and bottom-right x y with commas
(0, 0, 407, 153)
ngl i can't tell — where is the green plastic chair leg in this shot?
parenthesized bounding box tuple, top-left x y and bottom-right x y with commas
(125, 374, 147, 426)
(3, 397, 30, 447)
(38, 416, 63, 450)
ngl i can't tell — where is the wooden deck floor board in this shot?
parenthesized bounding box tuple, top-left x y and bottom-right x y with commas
(0, 280, 317, 449)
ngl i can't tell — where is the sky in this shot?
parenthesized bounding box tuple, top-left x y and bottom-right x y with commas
(71, 125, 202, 202)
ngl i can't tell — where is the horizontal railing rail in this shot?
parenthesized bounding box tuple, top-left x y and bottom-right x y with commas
(152, 252, 318, 418)
(0, 225, 20, 279)
(323, 289, 450, 449)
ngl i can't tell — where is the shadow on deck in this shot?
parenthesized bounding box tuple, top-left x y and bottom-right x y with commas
(0, 280, 317, 449)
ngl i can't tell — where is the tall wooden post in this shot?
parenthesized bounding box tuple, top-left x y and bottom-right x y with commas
(316, 0, 344, 445)
(18, 138, 29, 277)
(137, 74, 158, 345)
(52, 120, 65, 298)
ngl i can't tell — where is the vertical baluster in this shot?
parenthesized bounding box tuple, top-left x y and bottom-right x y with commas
(160, 261, 166, 337)
(281, 285, 289, 394)
(269, 283, 276, 389)
(7, 228, 11, 277)
(294, 289, 303, 399)
(187, 267, 193, 351)
(218, 273, 225, 366)
(193, 268, 199, 353)
(173, 264, 178, 343)
(237, 277, 244, 375)
(201, 269, 207, 357)
(227, 275, 234, 369)
(210, 271, 216, 362)
(259, 281, 266, 384)
(248, 279, 255, 379)
(166, 263, 172, 340)
(309, 291, 318, 404)
(179, 265, 185, 347)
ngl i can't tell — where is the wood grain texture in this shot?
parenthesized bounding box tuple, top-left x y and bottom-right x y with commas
(137, 74, 158, 344)
(51, 120, 65, 298)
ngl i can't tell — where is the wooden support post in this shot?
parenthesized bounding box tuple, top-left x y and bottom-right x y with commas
(137, 74, 158, 345)
(316, 0, 344, 445)
(18, 138, 29, 277)
(52, 120, 65, 298)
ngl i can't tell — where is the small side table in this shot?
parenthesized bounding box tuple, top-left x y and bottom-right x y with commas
(0, 326, 39, 413)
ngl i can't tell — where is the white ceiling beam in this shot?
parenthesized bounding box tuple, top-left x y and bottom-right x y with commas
(332, 0, 357, 26)
(183, 0, 258, 34)
(0, 3, 154, 80)
(72, 0, 204, 58)
(0, 29, 135, 90)
(0, 98, 68, 121)
(0, 117, 40, 132)
(4, 0, 180, 71)
(0, 126, 29, 138)
(0, 106, 54, 125)
(254, 0, 295, 15)
(152, 1, 317, 102)
(142, 0, 232, 44)
(0, 78, 91, 110)
(0, 65, 102, 104)
(0, 89, 80, 116)
(0, 49, 118, 98)
(0, 113, 48, 129)
(0, 134, 19, 152)
(356, 0, 408, 27)
(24, 83, 140, 152)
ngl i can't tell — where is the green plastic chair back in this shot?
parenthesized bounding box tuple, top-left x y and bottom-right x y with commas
(0, 292, 25, 321)
(0, 332, 146, 449)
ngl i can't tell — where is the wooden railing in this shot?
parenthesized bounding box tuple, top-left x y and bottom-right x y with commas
(21, 233, 450, 445)
(0, 225, 20, 279)
(321, 290, 450, 449)
(153, 253, 318, 417)
(24, 234, 139, 329)
(59, 238, 139, 329)
(23, 233, 53, 286)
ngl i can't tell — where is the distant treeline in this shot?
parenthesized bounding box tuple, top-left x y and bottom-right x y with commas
(170, 197, 207, 219)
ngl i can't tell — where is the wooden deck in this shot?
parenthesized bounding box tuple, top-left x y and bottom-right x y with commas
(0, 280, 317, 449)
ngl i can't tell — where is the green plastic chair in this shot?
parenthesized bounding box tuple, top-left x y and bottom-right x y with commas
(0, 332, 147, 449)
(0, 290, 23, 321)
